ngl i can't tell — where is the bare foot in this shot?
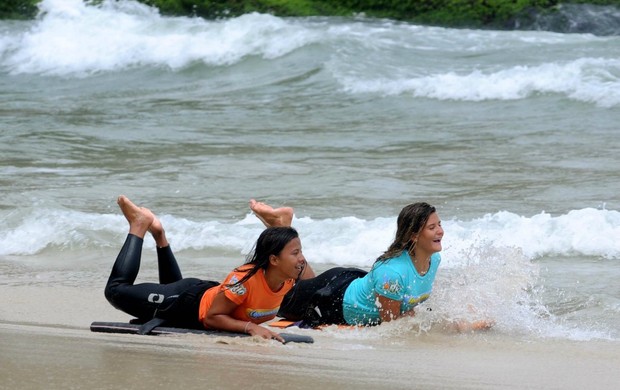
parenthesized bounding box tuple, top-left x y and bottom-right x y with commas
(117, 195, 154, 239)
(249, 199, 293, 227)
(148, 215, 169, 248)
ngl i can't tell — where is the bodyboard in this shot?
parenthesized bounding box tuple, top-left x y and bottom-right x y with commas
(269, 319, 357, 330)
(90, 321, 314, 344)
(269, 319, 302, 328)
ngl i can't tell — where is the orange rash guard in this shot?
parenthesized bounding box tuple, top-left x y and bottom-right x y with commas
(198, 265, 294, 327)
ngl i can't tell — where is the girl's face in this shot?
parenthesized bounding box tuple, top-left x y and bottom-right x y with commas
(414, 212, 443, 254)
(272, 237, 306, 279)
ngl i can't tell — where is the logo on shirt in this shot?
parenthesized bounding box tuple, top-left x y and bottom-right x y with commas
(247, 308, 279, 319)
(381, 278, 402, 294)
(405, 293, 430, 306)
(226, 275, 247, 296)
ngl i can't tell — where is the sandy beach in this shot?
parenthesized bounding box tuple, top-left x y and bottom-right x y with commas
(2, 320, 619, 389)
(1, 285, 619, 390)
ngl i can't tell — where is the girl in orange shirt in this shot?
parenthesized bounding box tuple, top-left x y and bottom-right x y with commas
(104, 196, 315, 342)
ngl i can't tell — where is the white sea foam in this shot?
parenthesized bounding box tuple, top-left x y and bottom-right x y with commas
(1, 0, 319, 76)
(1, 207, 618, 262)
(339, 58, 620, 107)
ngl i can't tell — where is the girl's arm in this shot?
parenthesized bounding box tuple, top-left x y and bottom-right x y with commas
(378, 294, 494, 330)
(451, 319, 494, 332)
(376, 295, 415, 323)
(450, 304, 495, 332)
(204, 291, 285, 342)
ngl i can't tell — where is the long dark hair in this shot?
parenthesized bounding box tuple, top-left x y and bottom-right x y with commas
(375, 202, 436, 264)
(227, 226, 299, 287)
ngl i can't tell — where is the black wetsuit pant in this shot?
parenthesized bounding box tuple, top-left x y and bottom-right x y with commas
(104, 234, 217, 328)
(278, 267, 368, 327)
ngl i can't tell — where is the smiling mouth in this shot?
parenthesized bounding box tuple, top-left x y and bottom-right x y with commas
(294, 262, 306, 280)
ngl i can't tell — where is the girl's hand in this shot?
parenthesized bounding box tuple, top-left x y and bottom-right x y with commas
(454, 319, 495, 332)
(246, 323, 285, 343)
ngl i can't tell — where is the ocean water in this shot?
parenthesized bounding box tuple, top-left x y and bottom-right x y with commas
(1, 0, 619, 344)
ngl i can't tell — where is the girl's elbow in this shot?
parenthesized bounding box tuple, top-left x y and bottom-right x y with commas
(379, 311, 398, 323)
(203, 314, 219, 328)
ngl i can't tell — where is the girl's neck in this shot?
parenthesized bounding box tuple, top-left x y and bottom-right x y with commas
(410, 250, 431, 275)
(263, 269, 285, 292)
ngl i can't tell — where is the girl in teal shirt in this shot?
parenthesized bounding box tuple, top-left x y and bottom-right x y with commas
(251, 200, 444, 327)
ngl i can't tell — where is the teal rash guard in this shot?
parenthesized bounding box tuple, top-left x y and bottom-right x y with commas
(342, 251, 441, 325)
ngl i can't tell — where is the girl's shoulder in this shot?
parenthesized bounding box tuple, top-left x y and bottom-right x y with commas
(370, 252, 409, 275)
(223, 264, 255, 285)
(234, 263, 253, 272)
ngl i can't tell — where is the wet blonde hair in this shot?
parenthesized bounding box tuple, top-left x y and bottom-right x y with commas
(375, 202, 436, 263)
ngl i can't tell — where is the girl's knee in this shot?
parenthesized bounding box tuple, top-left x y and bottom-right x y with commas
(104, 282, 122, 307)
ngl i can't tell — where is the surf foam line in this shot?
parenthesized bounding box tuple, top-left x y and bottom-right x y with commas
(1, 207, 618, 262)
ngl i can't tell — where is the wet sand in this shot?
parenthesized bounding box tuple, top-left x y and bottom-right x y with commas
(2, 277, 619, 390)
(1, 283, 619, 390)
(2, 321, 619, 390)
